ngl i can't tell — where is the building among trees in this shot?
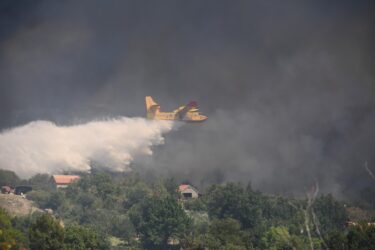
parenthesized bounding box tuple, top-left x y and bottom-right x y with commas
(52, 175, 80, 189)
(178, 184, 199, 199)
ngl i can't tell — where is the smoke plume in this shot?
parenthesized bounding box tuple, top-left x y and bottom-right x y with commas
(0, 118, 173, 178)
(0, 1, 374, 197)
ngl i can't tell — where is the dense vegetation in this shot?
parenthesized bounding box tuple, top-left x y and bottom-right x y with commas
(0, 169, 375, 249)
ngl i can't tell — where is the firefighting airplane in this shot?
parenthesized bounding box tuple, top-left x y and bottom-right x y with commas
(145, 96, 207, 122)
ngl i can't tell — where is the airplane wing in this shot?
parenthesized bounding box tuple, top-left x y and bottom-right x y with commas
(176, 101, 199, 119)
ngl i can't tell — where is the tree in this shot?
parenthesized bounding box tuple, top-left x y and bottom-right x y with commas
(110, 214, 136, 240)
(64, 225, 110, 250)
(27, 174, 53, 191)
(163, 178, 179, 199)
(130, 196, 191, 249)
(206, 183, 263, 229)
(313, 194, 348, 234)
(123, 182, 152, 210)
(208, 218, 247, 249)
(261, 226, 305, 250)
(0, 169, 20, 187)
(347, 224, 375, 250)
(29, 214, 64, 250)
(326, 231, 348, 250)
(28, 190, 66, 212)
(26, 190, 52, 209)
(0, 208, 26, 250)
(181, 218, 251, 250)
(45, 191, 65, 210)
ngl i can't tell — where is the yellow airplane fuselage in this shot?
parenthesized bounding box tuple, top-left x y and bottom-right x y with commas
(145, 96, 207, 122)
(150, 111, 208, 122)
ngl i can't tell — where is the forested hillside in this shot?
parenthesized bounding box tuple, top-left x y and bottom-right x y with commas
(1, 169, 375, 249)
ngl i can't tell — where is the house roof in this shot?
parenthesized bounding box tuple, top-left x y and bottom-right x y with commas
(52, 175, 80, 185)
(178, 184, 199, 193)
(178, 184, 190, 192)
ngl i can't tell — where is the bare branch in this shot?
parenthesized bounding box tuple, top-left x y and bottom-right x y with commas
(304, 209, 314, 250)
(364, 161, 375, 183)
(312, 208, 329, 250)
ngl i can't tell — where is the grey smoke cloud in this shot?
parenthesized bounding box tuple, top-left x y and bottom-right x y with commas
(0, 0, 374, 196)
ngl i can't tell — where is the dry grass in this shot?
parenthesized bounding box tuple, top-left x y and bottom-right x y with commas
(0, 193, 42, 217)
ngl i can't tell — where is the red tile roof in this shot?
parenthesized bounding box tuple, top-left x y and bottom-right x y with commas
(178, 184, 190, 192)
(52, 175, 80, 185)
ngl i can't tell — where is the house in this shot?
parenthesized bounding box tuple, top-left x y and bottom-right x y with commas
(52, 175, 80, 189)
(178, 184, 199, 199)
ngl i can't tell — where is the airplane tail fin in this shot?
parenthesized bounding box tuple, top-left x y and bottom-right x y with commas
(145, 96, 160, 119)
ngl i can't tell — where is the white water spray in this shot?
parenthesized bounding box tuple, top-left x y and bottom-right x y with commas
(0, 117, 174, 178)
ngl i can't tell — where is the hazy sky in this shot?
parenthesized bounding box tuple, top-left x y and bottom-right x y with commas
(0, 0, 374, 197)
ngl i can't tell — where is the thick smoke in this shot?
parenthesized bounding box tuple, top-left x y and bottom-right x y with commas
(0, 1, 374, 197)
(0, 118, 173, 178)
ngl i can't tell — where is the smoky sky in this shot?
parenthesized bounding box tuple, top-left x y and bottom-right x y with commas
(0, 0, 374, 197)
